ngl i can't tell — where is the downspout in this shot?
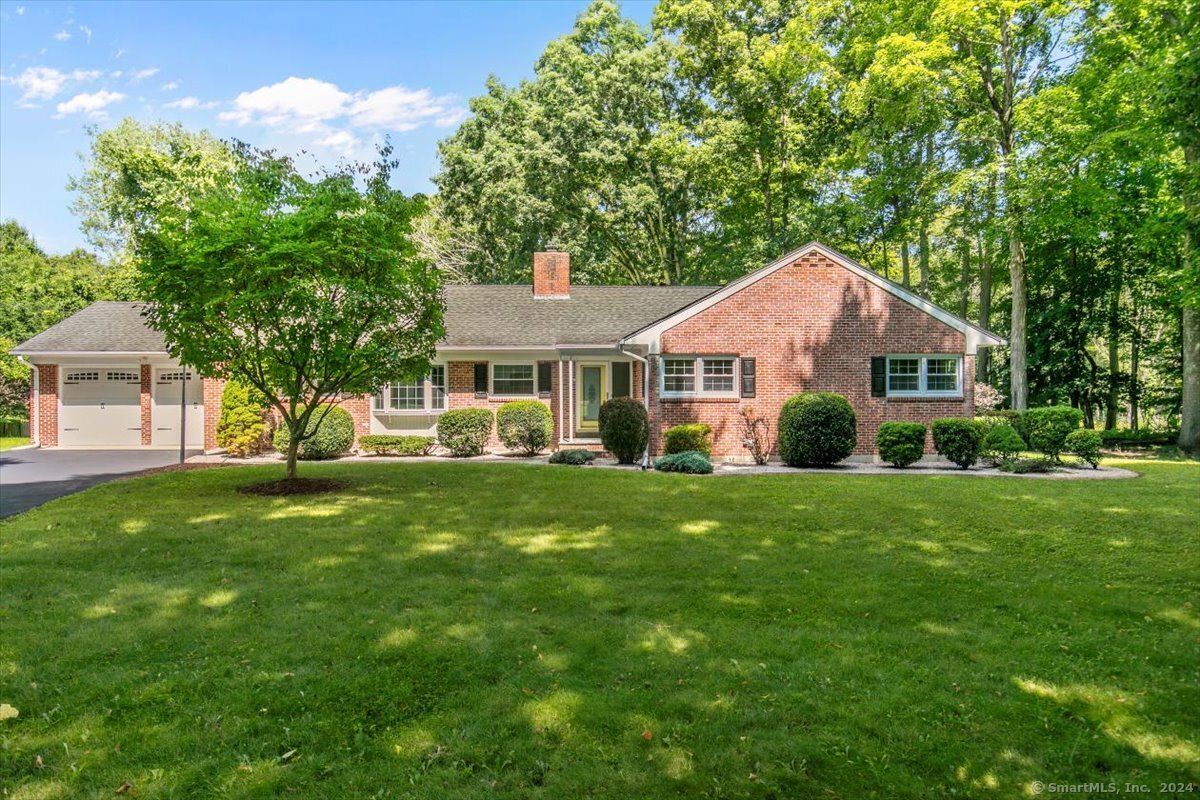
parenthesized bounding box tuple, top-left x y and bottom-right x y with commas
(17, 355, 36, 446)
(619, 344, 651, 469)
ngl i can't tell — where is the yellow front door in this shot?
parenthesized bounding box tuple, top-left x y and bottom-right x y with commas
(578, 364, 607, 431)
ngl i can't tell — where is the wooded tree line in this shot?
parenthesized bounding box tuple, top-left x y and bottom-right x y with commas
(432, 0, 1199, 438)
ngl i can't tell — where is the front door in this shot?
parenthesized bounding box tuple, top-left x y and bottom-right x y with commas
(578, 364, 607, 432)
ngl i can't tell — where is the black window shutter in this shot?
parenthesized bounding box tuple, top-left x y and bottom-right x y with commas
(871, 356, 887, 397)
(612, 362, 631, 398)
(538, 362, 552, 396)
(474, 363, 488, 396)
(740, 358, 756, 398)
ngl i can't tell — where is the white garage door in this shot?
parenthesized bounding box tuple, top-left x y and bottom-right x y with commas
(152, 369, 204, 447)
(59, 368, 142, 447)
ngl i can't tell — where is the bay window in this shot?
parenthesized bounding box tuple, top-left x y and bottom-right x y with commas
(373, 367, 447, 412)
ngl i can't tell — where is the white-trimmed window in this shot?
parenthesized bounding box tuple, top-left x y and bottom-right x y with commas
(373, 367, 446, 412)
(661, 356, 738, 397)
(886, 355, 962, 397)
(491, 363, 535, 396)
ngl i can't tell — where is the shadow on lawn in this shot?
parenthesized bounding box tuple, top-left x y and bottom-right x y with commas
(3, 462, 1198, 797)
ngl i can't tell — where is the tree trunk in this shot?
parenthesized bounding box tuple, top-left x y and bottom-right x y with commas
(959, 236, 971, 318)
(1105, 286, 1121, 430)
(1182, 305, 1200, 451)
(1129, 297, 1140, 431)
(901, 241, 911, 287)
(977, 235, 993, 383)
(286, 427, 302, 480)
(1007, 209, 1028, 409)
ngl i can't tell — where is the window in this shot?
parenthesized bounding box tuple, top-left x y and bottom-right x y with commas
(373, 368, 446, 412)
(702, 358, 735, 393)
(661, 356, 738, 397)
(662, 358, 695, 394)
(157, 371, 193, 383)
(492, 363, 535, 395)
(65, 371, 99, 383)
(886, 355, 962, 397)
(107, 370, 140, 382)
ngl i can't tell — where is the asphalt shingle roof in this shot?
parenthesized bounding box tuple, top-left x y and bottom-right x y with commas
(12, 286, 720, 354)
(12, 301, 167, 354)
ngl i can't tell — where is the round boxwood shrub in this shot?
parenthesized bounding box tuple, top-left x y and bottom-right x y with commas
(776, 392, 857, 467)
(598, 397, 649, 465)
(357, 434, 434, 456)
(549, 448, 596, 465)
(931, 418, 982, 469)
(272, 404, 354, 460)
(1065, 428, 1102, 469)
(982, 423, 1025, 464)
(1024, 406, 1084, 459)
(437, 408, 493, 457)
(663, 423, 713, 456)
(496, 400, 553, 456)
(875, 422, 926, 468)
(216, 380, 270, 457)
(654, 450, 713, 474)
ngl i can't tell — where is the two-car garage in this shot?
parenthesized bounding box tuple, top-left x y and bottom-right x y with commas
(55, 365, 204, 448)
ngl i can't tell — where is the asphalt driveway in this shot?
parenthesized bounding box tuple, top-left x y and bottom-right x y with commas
(0, 448, 199, 518)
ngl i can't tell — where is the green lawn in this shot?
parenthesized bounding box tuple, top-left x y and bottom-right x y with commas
(0, 436, 29, 451)
(2, 461, 1197, 798)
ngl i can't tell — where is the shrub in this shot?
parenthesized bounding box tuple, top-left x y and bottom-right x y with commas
(1100, 428, 1177, 448)
(357, 434, 434, 456)
(1024, 406, 1084, 459)
(654, 450, 713, 474)
(437, 408, 493, 457)
(776, 392, 857, 467)
(982, 423, 1026, 464)
(931, 418, 982, 469)
(216, 380, 270, 457)
(598, 397, 649, 465)
(739, 407, 772, 465)
(981, 409, 1026, 443)
(974, 382, 1004, 413)
(998, 456, 1058, 474)
(496, 400, 553, 455)
(663, 423, 713, 456)
(549, 448, 596, 465)
(1065, 429, 1103, 469)
(272, 404, 354, 460)
(875, 422, 926, 468)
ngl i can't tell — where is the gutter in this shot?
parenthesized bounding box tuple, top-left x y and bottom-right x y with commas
(618, 344, 651, 470)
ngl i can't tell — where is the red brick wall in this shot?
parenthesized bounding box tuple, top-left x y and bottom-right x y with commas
(139, 364, 153, 446)
(202, 377, 225, 451)
(339, 394, 372, 442)
(533, 251, 570, 297)
(445, 361, 559, 450)
(35, 364, 57, 447)
(656, 252, 974, 459)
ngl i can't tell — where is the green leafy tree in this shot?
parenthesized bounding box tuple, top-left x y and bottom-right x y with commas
(138, 144, 444, 481)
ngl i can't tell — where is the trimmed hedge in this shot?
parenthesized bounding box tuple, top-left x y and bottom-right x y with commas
(1100, 428, 1177, 448)
(1024, 406, 1083, 458)
(654, 450, 713, 474)
(931, 418, 982, 469)
(437, 408, 493, 457)
(358, 434, 434, 456)
(549, 448, 596, 465)
(272, 404, 355, 460)
(1065, 429, 1103, 469)
(982, 423, 1025, 463)
(875, 422, 926, 468)
(777, 392, 857, 467)
(598, 397, 649, 465)
(663, 423, 713, 456)
(998, 456, 1058, 474)
(496, 400, 553, 455)
(216, 380, 270, 457)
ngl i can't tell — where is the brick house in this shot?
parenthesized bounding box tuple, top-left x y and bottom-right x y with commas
(11, 242, 1003, 461)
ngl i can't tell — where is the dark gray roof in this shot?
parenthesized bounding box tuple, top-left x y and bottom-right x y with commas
(12, 301, 167, 354)
(12, 287, 720, 354)
(442, 285, 717, 347)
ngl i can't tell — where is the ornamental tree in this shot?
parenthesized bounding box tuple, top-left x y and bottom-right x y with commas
(138, 143, 444, 481)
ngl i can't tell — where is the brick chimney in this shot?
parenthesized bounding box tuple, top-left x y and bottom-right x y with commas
(533, 248, 570, 298)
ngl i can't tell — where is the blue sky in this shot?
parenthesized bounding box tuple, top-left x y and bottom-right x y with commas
(0, 0, 654, 254)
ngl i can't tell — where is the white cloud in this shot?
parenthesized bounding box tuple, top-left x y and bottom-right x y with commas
(16, 6, 26, 15)
(131, 67, 159, 81)
(316, 129, 361, 155)
(1, 66, 101, 103)
(79, 25, 92, 43)
(220, 76, 466, 140)
(164, 96, 217, 111)
(54, 89, 125, 118)
(161, 80, 178, 91)
(53, 30, 71, 42)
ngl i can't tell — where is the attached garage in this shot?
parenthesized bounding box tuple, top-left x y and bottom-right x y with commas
(152, 369, 204, 447)
(59, 367, 142, 447)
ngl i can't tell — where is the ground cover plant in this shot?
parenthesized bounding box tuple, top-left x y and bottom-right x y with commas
(1, 460, 1197, 798)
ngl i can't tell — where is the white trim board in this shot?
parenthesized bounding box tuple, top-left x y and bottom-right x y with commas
(621, 242, 1005, 355)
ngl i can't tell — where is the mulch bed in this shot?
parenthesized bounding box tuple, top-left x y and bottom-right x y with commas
(236, 478, 351, 496)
